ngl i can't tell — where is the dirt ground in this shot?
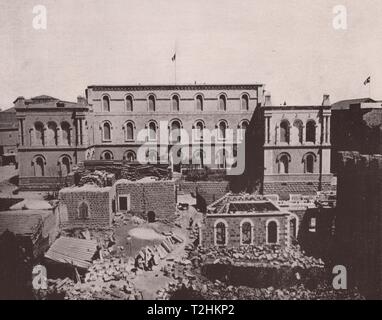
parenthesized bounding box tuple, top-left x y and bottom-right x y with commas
(126, 206, 203, 299)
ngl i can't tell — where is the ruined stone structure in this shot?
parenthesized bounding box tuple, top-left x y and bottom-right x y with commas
(201, 194, 296, 248)
(334, 151, 382, 299)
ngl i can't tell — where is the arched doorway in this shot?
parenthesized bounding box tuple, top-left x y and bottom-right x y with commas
(147, 211, 155, 223)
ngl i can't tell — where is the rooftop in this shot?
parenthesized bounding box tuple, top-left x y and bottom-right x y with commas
(207, 193, 286, 216)
(87, 83, 264, 91)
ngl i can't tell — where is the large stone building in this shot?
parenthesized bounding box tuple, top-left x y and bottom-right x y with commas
(15, 84, 265, 190)
(14, 84, 333, 201)
(84, 84, 264, 171)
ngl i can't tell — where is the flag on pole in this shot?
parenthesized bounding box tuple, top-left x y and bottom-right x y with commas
(364, 76, 371, 86)
(171, 53, 176, 62)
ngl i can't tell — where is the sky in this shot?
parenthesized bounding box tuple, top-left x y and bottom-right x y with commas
(0, 0, 381, 110)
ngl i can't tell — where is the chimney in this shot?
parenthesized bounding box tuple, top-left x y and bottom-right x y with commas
(264, 94, 272, 106)
(77, 96, 87, 106)
(322, 94, 331, 106)
(14, 96, 25, 107)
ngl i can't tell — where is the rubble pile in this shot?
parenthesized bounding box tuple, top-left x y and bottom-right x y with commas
(120, 164, 171, 181)
(77, 170, 113, 187)
(158, 280, 364, 300)
(134, 234, 184, 270)
(50, 256, 143, 300)
(190, 245, 325, 269)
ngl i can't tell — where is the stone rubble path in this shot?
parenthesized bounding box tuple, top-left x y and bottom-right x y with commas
(129, 206, 202, 300)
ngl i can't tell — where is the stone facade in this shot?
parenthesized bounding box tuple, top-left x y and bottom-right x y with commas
(58, 185, 113, 229)
(248, 95, 333, 199)
(115, 179, 176, 221)
(15, 84, 265, 190)
(202, 214, 290, 248)
(15, 95, 90, 190)
(85, 84, 264, 170)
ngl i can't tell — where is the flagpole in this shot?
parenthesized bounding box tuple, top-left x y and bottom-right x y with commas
(174, 41, 177, 85)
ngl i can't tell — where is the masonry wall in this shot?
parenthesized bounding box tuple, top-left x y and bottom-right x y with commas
(115, 180, 176, 221)
(58, 186, 113, 229)
(334, 151, 382, 299)
(202, 214, 289, 248)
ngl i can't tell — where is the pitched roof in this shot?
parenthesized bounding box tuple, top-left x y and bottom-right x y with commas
(45, 236, 98, 269)
(332, 98, 376, 110)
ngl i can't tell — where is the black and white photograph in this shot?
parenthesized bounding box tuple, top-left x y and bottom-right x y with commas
(0, 0, 381, 306)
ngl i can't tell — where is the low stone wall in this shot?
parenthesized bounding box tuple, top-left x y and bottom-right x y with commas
(19, 175, 75, 191)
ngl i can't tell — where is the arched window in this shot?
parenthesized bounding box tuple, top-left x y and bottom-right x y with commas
(61, 122, 71, 146)
(59, 155, 71, 177)
(33, 156, 45, 177)
(195, 121, 204, 141)
(196, 95, 203, 111)
(102, 95, 110, 112)
(241, 94, 249, 110)
(148, 122, 157, 141)
(78, 202, 89, 219)
(35, 122, 44, 146)
(125, 95, 133, 112)
(278, 153, 290, 174)
(218, 121, 227, 140)
(280, 120, 290, 143)
(146, 150, 157, 163)
(47, 122, 58, 146)
(306, 120, 316, 143)
(293, 120, 303, 144)
(125, 122, 134, 141)
(304, 153, 316, 173)
(172, 95, 179, 112)
(170, 120, 181, 143)
(215, 220, 227, 246)
(239, 120, 249, 140)
(101, 150, 113, 160)
(103, 122, 111, 141)
(148, 95, 156, 112)
(219, 94, 227, 111)
(193, 149, 205, 168)
(124, 150, 136, 162)
(216, 148, 226, 169)
(290, 215, 298, 239)
(267, 220, 278, 244)
(240, 220, 253, 245)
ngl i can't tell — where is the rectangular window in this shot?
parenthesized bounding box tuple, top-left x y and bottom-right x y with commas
(309, 217, 317, 233)
(118, 195, 130, 212)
